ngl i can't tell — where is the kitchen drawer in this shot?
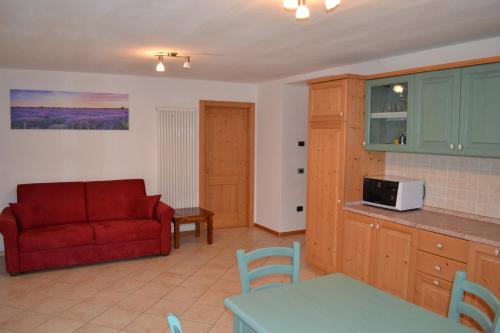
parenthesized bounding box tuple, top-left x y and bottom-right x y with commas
(417, 229, 468, 262)
(416, 250, 466, 282)
(414, 271, 453, 317)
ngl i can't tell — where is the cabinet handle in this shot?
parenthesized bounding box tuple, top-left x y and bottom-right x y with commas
(375, 224, 380, 230)
(433, 280, 440, 287)
(337, 199, 342, 204)
(495, 249, 499, 257)
(449, 144, 455, 150)
(363, 141, 367, 147)
(434, 265, 442, 272)
(369, 223, 375, 229)
(436, 243, 443, 250)
(458, 144, 463, 151)
(339, 112, 344, 117)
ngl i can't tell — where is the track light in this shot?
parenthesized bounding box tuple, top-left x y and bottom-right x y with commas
(296, 0, 310, 20)
(283, 0, 298, 10)
(183, 57, 191, 69)
(325, 0, 341, 10)
(156, 55, 165, 72)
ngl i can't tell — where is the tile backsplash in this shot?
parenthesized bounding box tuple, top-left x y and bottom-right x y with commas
(385, 153, 500, 219)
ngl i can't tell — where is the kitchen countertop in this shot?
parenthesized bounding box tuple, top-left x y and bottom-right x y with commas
(344, 203, 500, 248)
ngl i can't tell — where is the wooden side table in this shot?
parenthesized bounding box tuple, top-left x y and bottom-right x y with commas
(172, 207, 214, 249)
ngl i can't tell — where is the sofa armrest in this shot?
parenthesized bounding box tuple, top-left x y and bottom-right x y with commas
(0, 207, 20, 275)
(155, 201, 175, 255)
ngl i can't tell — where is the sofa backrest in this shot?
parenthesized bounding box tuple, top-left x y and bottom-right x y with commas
(17, 182, 87, 227)
(85, 179, 146, 221)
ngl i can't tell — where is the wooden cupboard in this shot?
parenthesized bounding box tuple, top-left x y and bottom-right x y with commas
(305, 77, 385, 272)
(414, 272, 453, 317)
(341, 212, 416, 300)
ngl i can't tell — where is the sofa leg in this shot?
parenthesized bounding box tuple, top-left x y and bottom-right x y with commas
(9, 272, 20, 277)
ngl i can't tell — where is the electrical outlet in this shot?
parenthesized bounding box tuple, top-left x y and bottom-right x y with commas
(298, 141, 305, 147)
(296, 206, 303, 212)
(297, 168, 304, 174)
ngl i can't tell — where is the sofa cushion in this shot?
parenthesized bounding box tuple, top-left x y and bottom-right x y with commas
(19, 223, 95, 252)
(9, 202, 51, 230)
(85, 179, 147, 221)
(133, 195, 161, 219)
(17, 182, 87, 228)
(91, 219, 161, 245)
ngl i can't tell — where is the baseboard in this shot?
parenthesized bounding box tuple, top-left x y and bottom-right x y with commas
(0, 251, 4, 257)
(254, 223, 305, 237)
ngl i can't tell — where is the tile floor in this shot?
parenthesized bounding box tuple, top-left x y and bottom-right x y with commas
(0, 227, 320, 333)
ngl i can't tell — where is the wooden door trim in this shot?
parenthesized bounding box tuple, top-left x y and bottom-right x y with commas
(199, 100, 255, 227)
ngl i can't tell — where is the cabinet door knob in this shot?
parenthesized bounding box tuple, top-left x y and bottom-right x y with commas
(495, 249, 499, 257)
(362, 141, 367, 147)
(434, 265, 442, 272)
(436, 243, 443, 250)
(369, 223, 375, 229)
(339, 112, 344, 117)
(375, 224, 380, 230)
(337, 199, 342, 204)
(449, 144, 455, 150)
(433, 280, 440, 287)
(458, 144, 463, 151)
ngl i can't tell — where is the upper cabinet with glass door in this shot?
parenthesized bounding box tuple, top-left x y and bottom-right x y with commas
(364, 75, 414, 152)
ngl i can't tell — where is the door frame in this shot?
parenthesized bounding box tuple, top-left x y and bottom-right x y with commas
(199, 100, 255, 227)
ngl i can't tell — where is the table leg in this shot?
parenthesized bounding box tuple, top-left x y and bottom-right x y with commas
(195, 222, 201, 237)
(174, 222, 180, 249)
(207, 216, 213, 245)
(232, 316, 256, 333)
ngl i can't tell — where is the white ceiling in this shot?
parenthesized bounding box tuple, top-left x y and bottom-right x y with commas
(1, 0, 500, 83)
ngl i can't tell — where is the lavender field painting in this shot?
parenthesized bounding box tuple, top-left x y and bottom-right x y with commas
(10, 89, 129, 130)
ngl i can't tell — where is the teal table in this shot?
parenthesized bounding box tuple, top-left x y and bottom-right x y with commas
(224, 273, 474, 333)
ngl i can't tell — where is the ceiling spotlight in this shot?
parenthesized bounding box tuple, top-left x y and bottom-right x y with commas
(283, 0, 298, 10)
(325, 0, 341, 10)
(183, 57, 191, 69)
(296, 0, 310, 20)
(156, 55, 165, 72)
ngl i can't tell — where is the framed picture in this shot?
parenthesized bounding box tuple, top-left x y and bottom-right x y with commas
(10, 89, 129, 130)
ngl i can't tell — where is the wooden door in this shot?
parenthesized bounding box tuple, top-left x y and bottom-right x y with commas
(414, 272, 453, 317)
(413, 69, 461, 154)
(459, 62, 500, 158)
(305, 120, 345, 272)
(464, 242, 500, 329)
(372, 220, 416, 300)
(200, 101, 255, 228)
(341, 212, 376, 283)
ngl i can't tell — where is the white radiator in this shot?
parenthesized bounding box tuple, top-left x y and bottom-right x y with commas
(157, 106, 199, 209)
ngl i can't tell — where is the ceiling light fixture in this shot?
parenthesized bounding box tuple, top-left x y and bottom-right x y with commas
(154, 52, 192, 72)
(283, 0, 298, 10)
(295, 0, 310, 20)
(283, 0, 341, 20)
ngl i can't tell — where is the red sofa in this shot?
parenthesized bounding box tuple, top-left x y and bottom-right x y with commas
(0, 179, 174, 275)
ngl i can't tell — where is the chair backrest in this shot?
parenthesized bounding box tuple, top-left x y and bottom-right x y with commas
(236, 241, 300, 294)
(448, 271, 500, 333)
(167, 313, 183, 333)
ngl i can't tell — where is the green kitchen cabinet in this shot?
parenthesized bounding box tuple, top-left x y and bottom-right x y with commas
(413, 69, 461, 154)
(364, 75, 414, 152)
(459, 62, 500, 158)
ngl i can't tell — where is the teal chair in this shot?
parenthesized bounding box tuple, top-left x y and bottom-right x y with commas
(167, 313, 183, 333)
(236, 241, 300, 294)
(448, 271, 499, 333)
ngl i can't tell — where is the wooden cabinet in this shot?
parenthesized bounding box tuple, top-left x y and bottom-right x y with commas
(459, 62, 500, 158)
(306, 77, 385, 273)
(414, 272, 453, 317)
(413, 69, 460, 154)
(341, 212, 416, 300)
(365, 62, 500, 158)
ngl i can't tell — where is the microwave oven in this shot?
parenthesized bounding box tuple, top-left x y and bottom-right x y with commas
(362, 176, 424, 211)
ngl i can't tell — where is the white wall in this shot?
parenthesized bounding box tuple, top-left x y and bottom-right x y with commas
(0, 68, 257, 250)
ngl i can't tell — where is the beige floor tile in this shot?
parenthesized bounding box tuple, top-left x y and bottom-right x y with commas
(29, 297, 78, 315)
(134, 282, 175, 298)
(181, 304, 225, 325)
(0, 291, 47, 310)
(90, 308, 141, 330)
(30, 317, 84, 333)
(0, 306, 21, 324)
(170, 319, 211, 333)
(126, 270, 162, 283)
(85, 291, 129, 307)
(165, 263, 200, 276)
(146, 298, 192, 317)
(58, 286, 100, 301)
(115, 294, 159, 313)
(166, 286, 207, 303)
(0, 311, 51, 333)
(122, 313, 168, 333)
(195, 290, 232, 307)
(59, 302, 109, 322)
(153, 273, 190, 287)
(214, 310, 233, 327)
(0, 328, 16, 333)
(208, 325, 232, 333)
(74, 324, 118, 333)
(108, 279, 145, 294)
